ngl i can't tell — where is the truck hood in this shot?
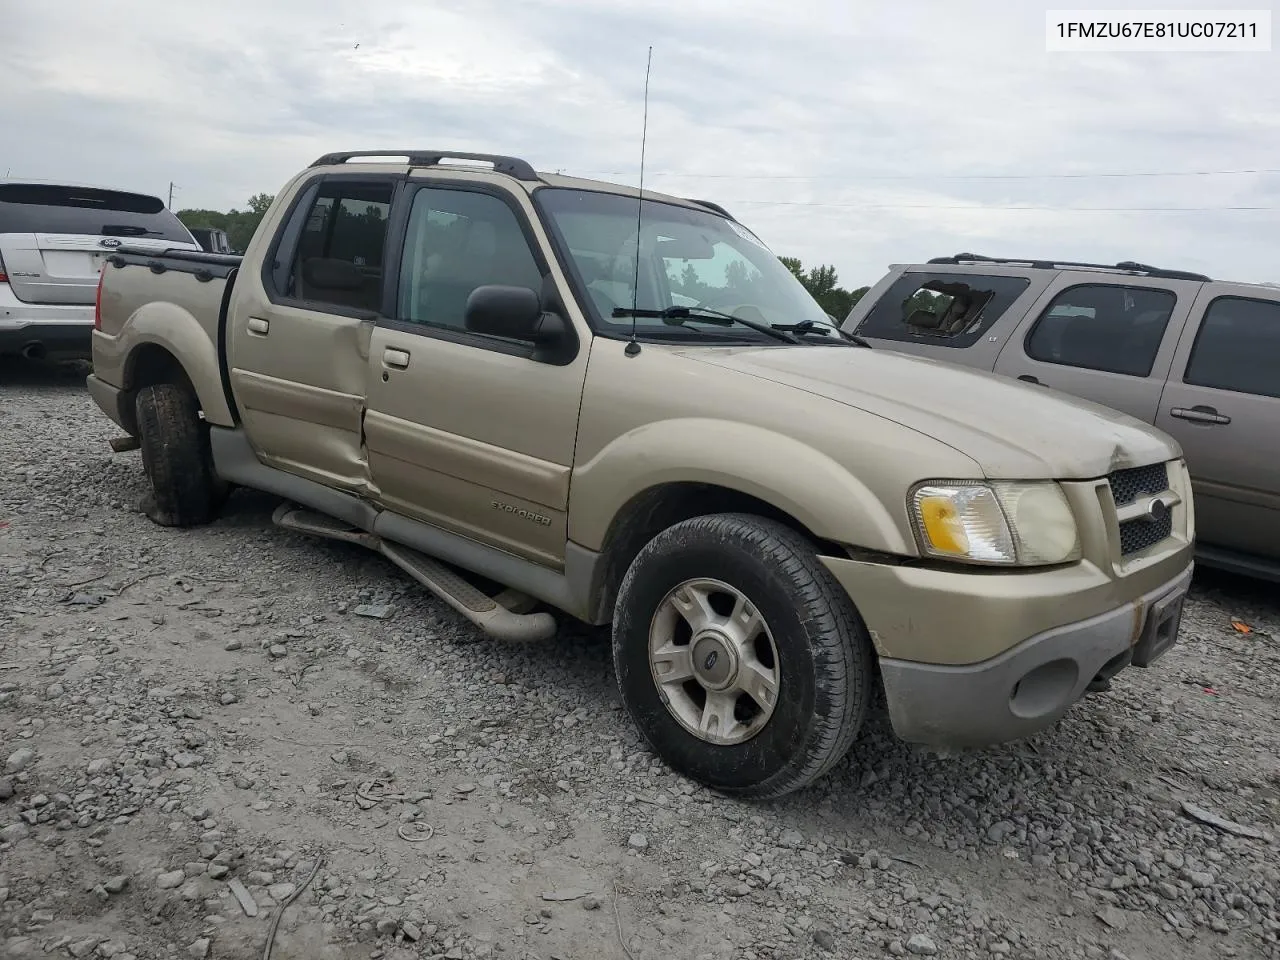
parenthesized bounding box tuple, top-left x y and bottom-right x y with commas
(683, 346, 1180, 479)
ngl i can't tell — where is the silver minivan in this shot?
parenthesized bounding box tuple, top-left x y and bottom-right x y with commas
(0, 180, 199, 361)
(846, 254, 1280, 581)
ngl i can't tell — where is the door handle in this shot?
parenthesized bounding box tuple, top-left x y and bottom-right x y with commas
(247, 317, 269, 336)
(1170, 405, 1231, 425)
(1017, 374, 1041, 385)
(382, 347, 410, 369)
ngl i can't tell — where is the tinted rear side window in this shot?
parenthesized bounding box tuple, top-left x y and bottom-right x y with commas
(1025, 284, 1175, 377)
(0, 183, 194, 243)
(1184, 295, 1280, 399)
(855, 272, 1030, 347)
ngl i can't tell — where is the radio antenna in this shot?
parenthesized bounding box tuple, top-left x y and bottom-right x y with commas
(625, 45, 653, 358)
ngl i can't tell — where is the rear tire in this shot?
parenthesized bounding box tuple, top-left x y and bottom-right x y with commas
(612, 513, 873, 798)
(134, 383, 220, 527)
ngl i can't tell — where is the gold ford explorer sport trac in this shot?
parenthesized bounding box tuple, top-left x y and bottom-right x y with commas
(84, 150, 1196, 798)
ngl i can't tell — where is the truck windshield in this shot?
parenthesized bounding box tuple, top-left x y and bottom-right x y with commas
(534, 187, 832, 342)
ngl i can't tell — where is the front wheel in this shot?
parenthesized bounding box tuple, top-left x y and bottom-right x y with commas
(612, 513, 873, 798)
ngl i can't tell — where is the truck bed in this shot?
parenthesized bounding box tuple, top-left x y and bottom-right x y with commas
(97, 247, 241, 343)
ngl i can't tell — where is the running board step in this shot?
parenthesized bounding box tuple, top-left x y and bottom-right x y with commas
(273, 504, 380, 549)
(271, 504, 556, 642)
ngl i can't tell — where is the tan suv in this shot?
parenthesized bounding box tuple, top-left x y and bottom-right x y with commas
(847, 254, 1279, 582)
(84, 152, 1195, 797)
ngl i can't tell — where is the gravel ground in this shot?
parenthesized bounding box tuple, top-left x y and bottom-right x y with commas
(2, 358, 1278, 960)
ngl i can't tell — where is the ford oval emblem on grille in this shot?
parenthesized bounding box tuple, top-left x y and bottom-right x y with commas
(1146, 498, 1171, 524)
(99, 238, 122, 248)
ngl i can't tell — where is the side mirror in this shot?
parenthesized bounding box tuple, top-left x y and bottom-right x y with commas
(464, 285, 563, 344)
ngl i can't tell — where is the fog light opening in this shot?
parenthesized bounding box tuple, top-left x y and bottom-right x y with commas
(1009, 658, 1079, 720)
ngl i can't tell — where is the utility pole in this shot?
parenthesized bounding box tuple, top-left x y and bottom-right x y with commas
(168, 181, 178, 208)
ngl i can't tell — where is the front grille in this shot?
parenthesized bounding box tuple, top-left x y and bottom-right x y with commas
(1119, 511, 1173, 555)
(1108, 462, 1169, 506)
(1107, 462, 1175, 557)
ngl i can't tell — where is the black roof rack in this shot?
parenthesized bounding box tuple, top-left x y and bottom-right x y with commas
(685, 198, 736, 221)
(926, 252, 1211, 282)
(309, 150, 540, 182)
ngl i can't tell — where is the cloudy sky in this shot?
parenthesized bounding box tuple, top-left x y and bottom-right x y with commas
(2, 0, 1277, 286)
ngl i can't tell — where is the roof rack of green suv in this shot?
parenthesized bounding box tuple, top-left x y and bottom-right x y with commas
(309, 150, 540, 182)
(927, 252, 1212, 283)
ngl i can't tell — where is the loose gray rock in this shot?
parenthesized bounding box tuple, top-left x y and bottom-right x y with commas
(227, 877, 259, 917)
(4, 747, 35, 773)
(628, 832, 649, 851)
(1096, 906, 1130, 931)
(780, 828, 804, 848)
(104, 875, 129, 894)
(906, 934, 938, 956)
(187, 938, 211, 959)
(156, 870, 185, 889)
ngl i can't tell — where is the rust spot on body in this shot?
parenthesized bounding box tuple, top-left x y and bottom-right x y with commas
(1129, 600, 1146, 647)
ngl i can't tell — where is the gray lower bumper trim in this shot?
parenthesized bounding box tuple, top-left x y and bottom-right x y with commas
(879, 564, 1194, 748)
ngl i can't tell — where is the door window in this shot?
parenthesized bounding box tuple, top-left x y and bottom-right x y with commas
(397, 188, 543, 331)
(1184, 295, 1280, 399)
(276, 180, 393, 313)
(1025, 284, 1175, 377)
(855, 272, 1030, 347)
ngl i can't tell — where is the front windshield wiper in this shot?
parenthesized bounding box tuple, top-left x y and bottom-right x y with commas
(611, 305, 803, 345)
(771, 318, 872, 347)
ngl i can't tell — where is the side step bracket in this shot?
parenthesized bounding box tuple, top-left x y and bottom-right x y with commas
(271, 504, 556, 642)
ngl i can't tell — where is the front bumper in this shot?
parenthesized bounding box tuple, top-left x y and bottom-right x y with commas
(868, 563, 1192, 746)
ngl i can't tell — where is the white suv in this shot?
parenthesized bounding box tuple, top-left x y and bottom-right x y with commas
(0, 181, 200, 360)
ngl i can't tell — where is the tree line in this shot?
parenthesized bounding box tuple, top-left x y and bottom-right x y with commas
(779, 257, 870, 321)
(177, 198, 869, 322)
(176, 194, 275, 254)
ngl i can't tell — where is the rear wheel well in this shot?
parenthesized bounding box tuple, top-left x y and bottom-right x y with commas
(589, 482, 846, 623)
(121, 345, 197, 435)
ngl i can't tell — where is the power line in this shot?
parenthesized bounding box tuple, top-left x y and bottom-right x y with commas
(583, 167, 1280, 182)
(728, 200, 1280, 212)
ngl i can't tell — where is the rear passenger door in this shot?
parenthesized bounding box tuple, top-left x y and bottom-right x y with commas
(226, 174, 399, 494)
(993, 276, 1201, 422)
(1155, 290, 1280, 560)
(849, 269, 1045, 369)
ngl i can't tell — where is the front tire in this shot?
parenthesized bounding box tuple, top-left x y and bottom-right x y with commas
(612, 513, 873, 798)
(134, 383, 221, 527)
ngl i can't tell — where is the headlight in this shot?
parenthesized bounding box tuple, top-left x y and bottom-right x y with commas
(909, 481, 1081, 567)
